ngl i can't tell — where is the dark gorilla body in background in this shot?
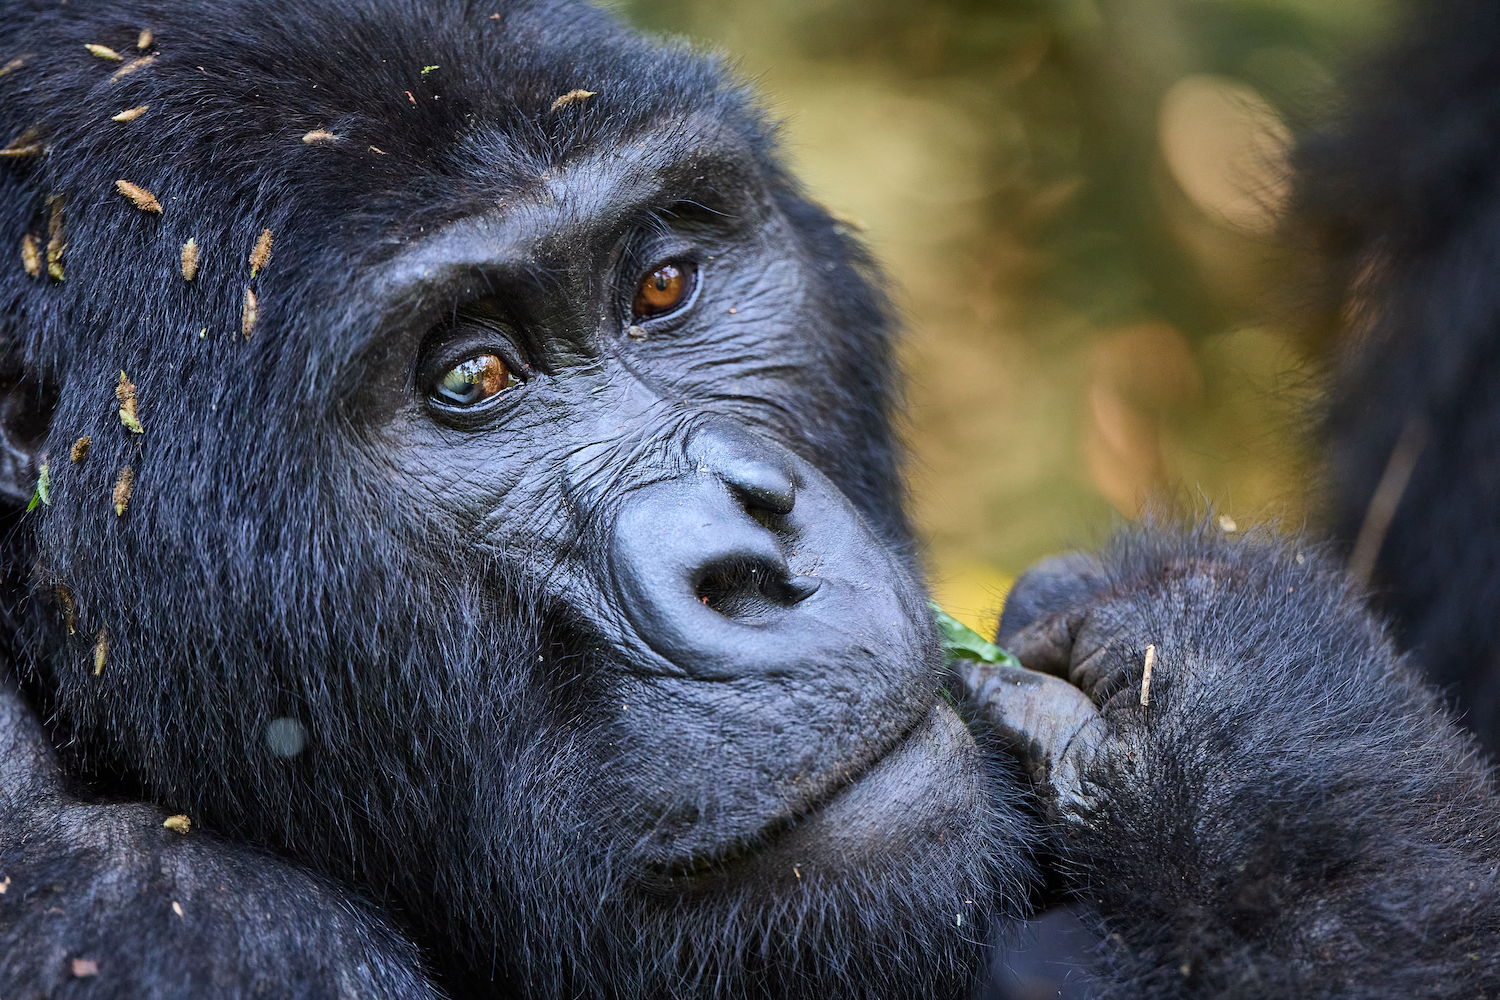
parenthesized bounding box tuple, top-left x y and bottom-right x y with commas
(0, 1, 1497, 998)
(1297, 0, 1500, 758)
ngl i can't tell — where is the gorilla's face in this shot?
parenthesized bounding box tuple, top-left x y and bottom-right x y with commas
(7, 2, 1033, 995)
(348, 114, 1024, 996)
(366, 117, 977, 869)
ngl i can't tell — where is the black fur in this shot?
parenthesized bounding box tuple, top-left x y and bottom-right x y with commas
(1, 1, 1496, 997)
(1295, 0, 1500, 753)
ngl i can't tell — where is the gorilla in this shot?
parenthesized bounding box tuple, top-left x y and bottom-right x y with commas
(0, 1, 1496, 997)
(1297, 0, 1500, 758)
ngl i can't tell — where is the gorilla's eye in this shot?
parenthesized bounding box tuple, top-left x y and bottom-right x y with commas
(433, 355, 516, 407)
(632, 261, 696, 319)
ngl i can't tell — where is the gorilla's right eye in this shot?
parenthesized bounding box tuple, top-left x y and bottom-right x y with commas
(432, 355, 517, 407)
(632, 260, 697, 319)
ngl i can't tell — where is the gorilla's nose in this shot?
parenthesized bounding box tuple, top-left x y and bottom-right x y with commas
(608, 426, 831, 678)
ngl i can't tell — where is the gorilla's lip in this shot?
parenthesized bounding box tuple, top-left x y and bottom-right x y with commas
(649, 701, 983, 888)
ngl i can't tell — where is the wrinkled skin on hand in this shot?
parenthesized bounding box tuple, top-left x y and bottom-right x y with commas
(960, 549, 1249, 832)
(957, 552, 1118, 829)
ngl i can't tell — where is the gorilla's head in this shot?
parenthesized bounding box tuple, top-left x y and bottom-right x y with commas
(0, 1, 1034, 994)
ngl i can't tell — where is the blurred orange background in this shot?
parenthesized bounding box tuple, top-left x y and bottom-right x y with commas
(613, 0, 1391, 634)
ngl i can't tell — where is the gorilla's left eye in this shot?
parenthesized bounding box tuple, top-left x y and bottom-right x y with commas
(432, 355, 517, 407)
(632, 260, 697, 319)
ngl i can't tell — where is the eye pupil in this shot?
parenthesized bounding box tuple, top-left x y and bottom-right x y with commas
(633, 261, 694, 319)
(433, 354, 514, 407)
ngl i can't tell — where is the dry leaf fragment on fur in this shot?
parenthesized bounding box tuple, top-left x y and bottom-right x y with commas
(85, 43, 124, 61)
(115, 179, 162, 213)
(163, 814, 191, 834)
(71, 435, 90, 462)
(248, 228, 273, 276)
(117, 371, 143, 434)
(549, 89, 595, 111)
(113, 466, 134, 516)
(0, 57, 27, 78)
(137, 29, 152, 50)
(0, 128, 42, 157)
(20, 234, 40, 277)
(242, 287, 258, 338)
(93, 627, 109, 673)
(302, 129, 337, 144)
(172, 901, 184, 917)
(71, 958, 99, 978)
(180, 238, 198, 281)
(46, 195, 65, 281)
(111, 105, 149, 122)
(109, 55, 156, 83)
(56, 585, 76, 634)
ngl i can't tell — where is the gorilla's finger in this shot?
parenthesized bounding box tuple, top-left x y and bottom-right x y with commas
(958, 659, 1104, 821)
(996, 552, 1111, 645)
(1003, 612, 1084, 678)
(1068, 643, 1117, 696)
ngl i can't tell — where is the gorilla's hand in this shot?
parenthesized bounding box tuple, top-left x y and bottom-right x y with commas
(960, 526, 1500, 996)
(963, 547, 1258, 831)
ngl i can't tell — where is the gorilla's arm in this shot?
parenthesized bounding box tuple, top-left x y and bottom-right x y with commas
(964, 527, 1500, 999)
(0, 676, 439, 999)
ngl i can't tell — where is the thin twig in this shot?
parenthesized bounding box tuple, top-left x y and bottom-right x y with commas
(1140, 643, 1156, 706)
(1349, 416, 1429, 586)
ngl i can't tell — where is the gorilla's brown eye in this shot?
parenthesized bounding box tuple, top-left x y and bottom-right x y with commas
(434, 355, 516, 407)
(633, 261, 695, 319)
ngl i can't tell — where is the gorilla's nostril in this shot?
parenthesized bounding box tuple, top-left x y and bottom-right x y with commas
(694, 559, 816, 620)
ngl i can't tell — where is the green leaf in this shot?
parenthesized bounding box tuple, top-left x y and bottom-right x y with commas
(36, 461, 50, 505)
(421, 64, 440, 76)
(25, 490, 39, 512)
(930, 601, 1020, 668)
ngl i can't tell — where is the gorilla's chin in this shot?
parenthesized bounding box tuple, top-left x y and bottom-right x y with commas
(581, 704, 1035, 1000)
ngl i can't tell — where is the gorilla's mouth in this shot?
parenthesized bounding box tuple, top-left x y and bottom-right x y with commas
(648, 702, 986, 893)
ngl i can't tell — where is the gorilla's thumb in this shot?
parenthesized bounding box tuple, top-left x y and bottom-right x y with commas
(959, 660, 1104, 826)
